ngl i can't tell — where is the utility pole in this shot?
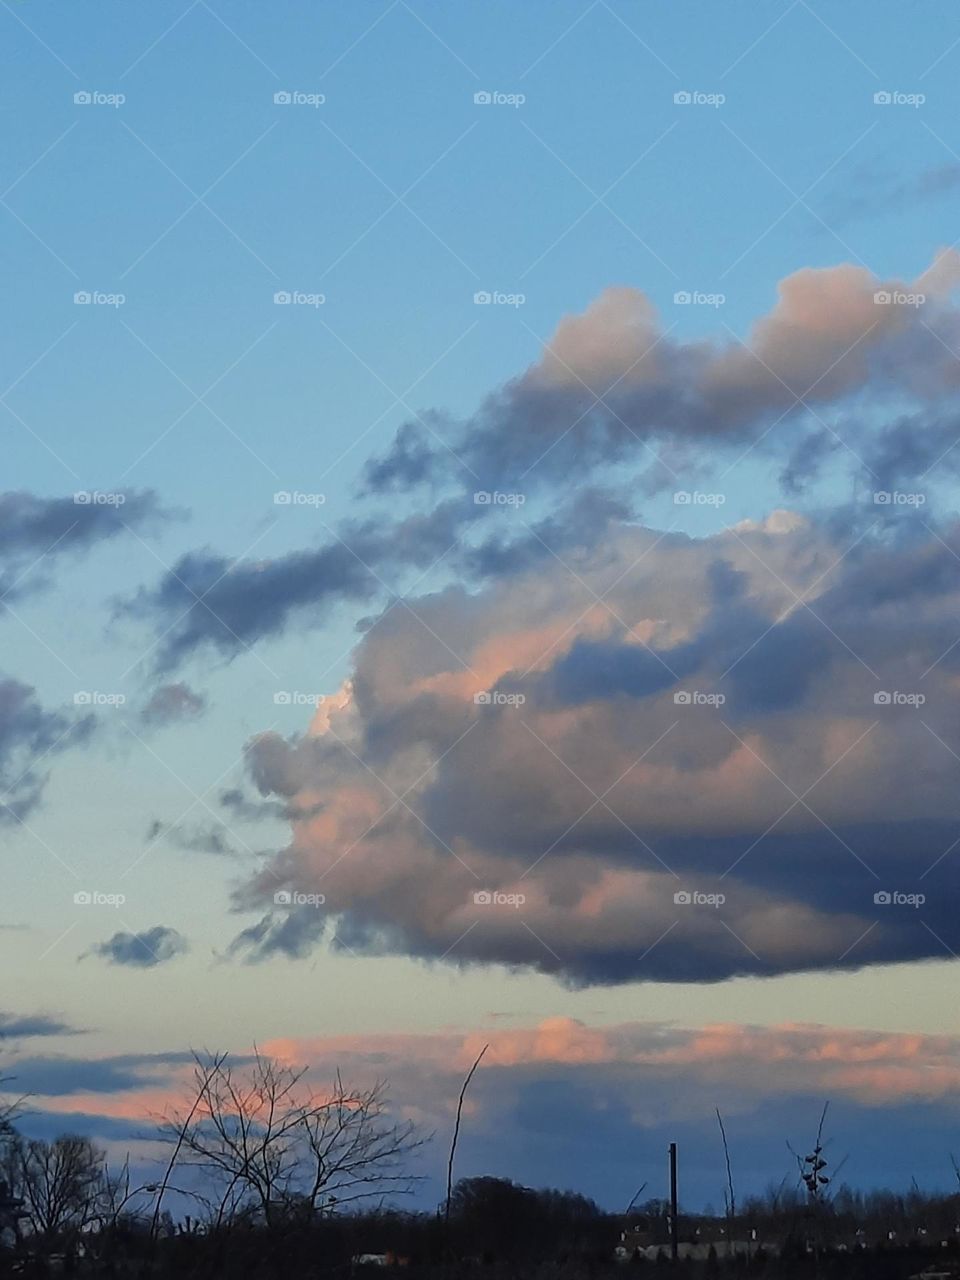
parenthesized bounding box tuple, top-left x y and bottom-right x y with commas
(669, 1142, 679, 1262)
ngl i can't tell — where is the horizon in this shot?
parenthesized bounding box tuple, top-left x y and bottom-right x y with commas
(1, 0, 959, 1225)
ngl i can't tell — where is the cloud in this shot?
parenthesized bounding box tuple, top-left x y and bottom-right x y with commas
(124, 252, 960, 671)
(147, 817, 240, 858)
(0, 489, 170, 599)
(366, 250, 960, 491)
(228, 511, 960, 983)
(0, 677, 95, 822)
(4, 1023, 958, 1207)
(0, 1013, 78, 1039)
(111, 253, 960, 986)
(140, 681, 207, 725)
(261, 1018, 960, 1110)
(85, 926, 187, 969)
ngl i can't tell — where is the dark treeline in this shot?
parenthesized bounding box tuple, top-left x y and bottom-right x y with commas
(2, 1053, 959, 1277)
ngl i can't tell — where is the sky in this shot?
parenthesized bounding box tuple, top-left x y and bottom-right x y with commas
(2, 0, 960, 1214)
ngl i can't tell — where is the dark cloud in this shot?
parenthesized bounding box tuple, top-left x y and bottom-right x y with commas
(0, 1013, 78, 1039)
(124, 254, 960, 672)
(227, 511, 960, 984)
(140, 681, 207, 726)
(0, 677, 95, 822)
(85, 926, 187, 969)
(6, 1049, 197, 1096)
(0, 489, 170, 599)
(148, 817, 239, 858)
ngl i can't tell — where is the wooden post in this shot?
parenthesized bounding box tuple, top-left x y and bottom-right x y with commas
(669, 1142, 679, 1262)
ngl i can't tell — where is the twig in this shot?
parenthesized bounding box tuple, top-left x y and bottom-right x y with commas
(716, 1108, 736, 1226)
(444, 1045, 488, 1243)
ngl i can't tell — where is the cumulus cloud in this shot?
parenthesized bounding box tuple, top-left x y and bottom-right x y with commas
(123, 252, 960, 670)
(366, 250, 960, 490)
(85, 926, 187, 968)
(112, 252, 960, 985)
(229, 512, 960, 983)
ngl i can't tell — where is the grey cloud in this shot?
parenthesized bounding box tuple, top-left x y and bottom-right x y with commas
(228, 513, 960, 983)
(0, 489, 170, 599)
(85, 926, 187, 968)
(0, 677, 95, 822)
(0, 1013, 78, 1039)
(140, 681, 207, 725)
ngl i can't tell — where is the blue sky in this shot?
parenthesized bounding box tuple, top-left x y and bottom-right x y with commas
(3, 0, 960, 1211)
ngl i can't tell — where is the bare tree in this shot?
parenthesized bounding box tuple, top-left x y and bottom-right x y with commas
(156, 1049, 423, 1234)
(6, 1134, 109, 1240)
